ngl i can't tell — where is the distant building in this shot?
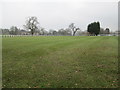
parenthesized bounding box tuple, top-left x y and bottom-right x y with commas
(114, 31, 120, 36)
(20, 30, 30, 35)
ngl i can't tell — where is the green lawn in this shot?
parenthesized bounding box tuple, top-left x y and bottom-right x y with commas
(2, 36, 118, 88)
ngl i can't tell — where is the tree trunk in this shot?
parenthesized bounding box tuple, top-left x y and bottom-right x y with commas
(73, 32, 76, 36)
(31, 29, 34, 36)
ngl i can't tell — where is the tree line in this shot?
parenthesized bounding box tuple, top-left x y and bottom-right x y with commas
(1, 16, 115, 36)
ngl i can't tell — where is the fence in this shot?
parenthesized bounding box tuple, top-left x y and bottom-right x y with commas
(1, 34, 118, 37)
(1, 35, 52, 37)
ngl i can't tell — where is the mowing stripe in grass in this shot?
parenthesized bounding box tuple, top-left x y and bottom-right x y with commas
(2, 36, 118, 88)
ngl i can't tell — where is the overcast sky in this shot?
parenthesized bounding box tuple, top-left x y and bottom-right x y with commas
(0, 0, 118, 31)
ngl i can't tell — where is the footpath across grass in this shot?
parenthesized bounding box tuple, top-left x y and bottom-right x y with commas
(2, 36, 118, 88)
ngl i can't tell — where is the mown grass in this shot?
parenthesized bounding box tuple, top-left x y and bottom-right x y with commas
(2, 36, 118, 88)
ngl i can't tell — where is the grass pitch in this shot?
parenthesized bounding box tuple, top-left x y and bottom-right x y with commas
(2, 36, 118, 88)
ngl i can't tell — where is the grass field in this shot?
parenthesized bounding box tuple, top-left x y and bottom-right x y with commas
(2, 36, 118, 88)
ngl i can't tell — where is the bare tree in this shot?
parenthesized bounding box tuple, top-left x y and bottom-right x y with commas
(9, 26, 19, 35)
(105, 28, 110, 34)
(40, 27, 45, 35)
(100, 28, 104, 34)
(69, 23, 80, 36)
(24, 16, 39, 35)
